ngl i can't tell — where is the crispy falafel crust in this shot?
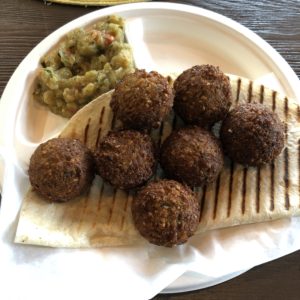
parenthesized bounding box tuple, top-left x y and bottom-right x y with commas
(94, 130, 156, 189)
(220, 103, 285, 166)
(29, 138, 94, 202)
(110, 69, 174, 130)
(132, 180, 200, 247)
(174, 64, 232, 127)
(160, 126, 224, 187)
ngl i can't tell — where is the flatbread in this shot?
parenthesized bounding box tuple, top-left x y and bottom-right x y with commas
(15, 74, 300, 247)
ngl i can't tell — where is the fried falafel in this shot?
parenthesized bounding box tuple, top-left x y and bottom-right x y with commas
(110, 69, 174, 130)
(29, 138, 95, 202)
(160, 126, 224, 187)
(94, 130, 156, 189)
(131, 179, 200, 247)
(174, 64, 232, 127)
(220, 103, 285, 166)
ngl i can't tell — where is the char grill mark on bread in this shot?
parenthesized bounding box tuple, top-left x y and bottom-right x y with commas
(247, 80, 253, 103)
(298, 139, 300, 208)
(256, 166, 261, 214)
(241, 79, 254, 215)
(270, 91, 276, 211)
(95, 106, 106, 147)
(213, 175, 221, 219)
(259, 85, 264, 104)
(236, 77, 241, 104)
(272, 91, 277, 111)
(241, 168, 248, 215)
(84, 118, 91, 145)
(227, 162, 235, 218)
(255, 84, 265, 213)
(270, 162, 275, 211)
(284, 97, 290, 210)
(199, 185, 207, 222)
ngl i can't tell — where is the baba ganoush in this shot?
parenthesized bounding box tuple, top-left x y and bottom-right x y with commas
(33, 15, 135, 118)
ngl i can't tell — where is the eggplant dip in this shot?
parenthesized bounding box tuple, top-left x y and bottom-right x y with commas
(33, 15, 135, 118)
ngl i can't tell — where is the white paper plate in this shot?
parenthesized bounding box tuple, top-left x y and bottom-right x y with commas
(0, 2, 299, 296)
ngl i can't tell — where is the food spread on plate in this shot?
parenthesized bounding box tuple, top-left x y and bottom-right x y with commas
(14, 16, 300, 248)
(33, 15, 135, 118)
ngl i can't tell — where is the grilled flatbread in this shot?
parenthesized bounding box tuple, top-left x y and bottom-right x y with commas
(15, 74, 300, 247)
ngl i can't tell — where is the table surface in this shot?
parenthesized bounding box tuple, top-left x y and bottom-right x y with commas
(1, 0, 300, 299)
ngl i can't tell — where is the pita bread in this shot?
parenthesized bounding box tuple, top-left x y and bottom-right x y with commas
(15, 74, 300, 247)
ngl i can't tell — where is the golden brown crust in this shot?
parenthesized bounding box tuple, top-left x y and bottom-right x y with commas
(93, 130, 157, 189)
(131, 180, 200, 247)
(111, 69, 174, 130)
(160, 126, 224, 187)
(29, 138, 95, 202)
(174, 65, 232, 127)
(220, 103, 285, 166)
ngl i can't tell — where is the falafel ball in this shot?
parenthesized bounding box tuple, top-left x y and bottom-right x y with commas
(132, 179, 200, 247)
(29, 138, 95, 202)
(173, 64, 232, 127)
(160, 126, 224, 187)
(110, 69, 174, 130)
(94, 130, 156, 189)
(220, 103, 285, 166)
